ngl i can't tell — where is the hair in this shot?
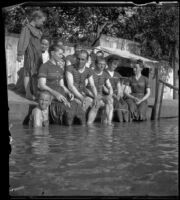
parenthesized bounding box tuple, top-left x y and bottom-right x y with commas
(78, 50, 89, 60)
(48, 44, 64, 57)
(107, 57, 119, 65)
(96, 50, 104, 56)
(95, 56, 106, 65)
(132, 59, 144, 69)
(53, 38, 64, 45)
(38, 90, 51, 99)
(136, 59, 144, 68)
(30, 10, 46, 21)
(41, 36, 50, 43)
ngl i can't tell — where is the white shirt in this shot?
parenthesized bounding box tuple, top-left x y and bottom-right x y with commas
(123, 84, 131, 94)
(42, 51, 49, 64)
(107, 70, 114, 77)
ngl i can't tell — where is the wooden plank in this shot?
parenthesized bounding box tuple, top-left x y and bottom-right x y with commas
(159, 79, 179, 91)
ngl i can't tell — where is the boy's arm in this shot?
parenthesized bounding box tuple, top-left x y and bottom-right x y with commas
(105, 79, 113, 96)
(88, 76, 98, 98)
(124, 86, 139, 101)
(66, 71, 84, 102)
(38, 77, 70, 106)
(116, 81, 123, 99)
(59, 79, 71, 95)
(136, 88, 151, 104)
(59, 79, 74, 100)
(139, 77, 151, 102)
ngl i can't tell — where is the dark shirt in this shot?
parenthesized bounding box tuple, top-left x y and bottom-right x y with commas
(129, 75, 150, 96)
(66, 65, 93, 93)
(91, 70, 109, 95)
(38, 60, 64, 93)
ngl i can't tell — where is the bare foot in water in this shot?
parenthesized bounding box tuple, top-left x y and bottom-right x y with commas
(107, 121, 113, 126)
(101, 119, 113, 126)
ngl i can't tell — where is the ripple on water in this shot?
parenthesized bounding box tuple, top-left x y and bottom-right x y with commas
(9, 119, 178, 195)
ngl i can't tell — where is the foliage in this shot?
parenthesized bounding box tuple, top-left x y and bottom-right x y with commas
(3, 4, 179, 66)
(158, 61, 173, 82)
(132, 5, 179, 64)
(3, 6, 137, 44)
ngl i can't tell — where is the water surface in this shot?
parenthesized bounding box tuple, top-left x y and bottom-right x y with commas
(9, 119, 178, 196)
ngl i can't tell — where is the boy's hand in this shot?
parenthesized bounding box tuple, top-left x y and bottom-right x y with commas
(82, 97, 87, 111)
(93, 95, 100, 108)
(82, 97, 91, 111)
(134, 97, 140, 102)
(68, 92, 74, 101)
(136, 98, 144, 105)
(55, 93, 70, 107)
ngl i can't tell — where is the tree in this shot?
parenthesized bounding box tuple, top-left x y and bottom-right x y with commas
(3, 6, 137, 45)
(129, 5, 179, 99)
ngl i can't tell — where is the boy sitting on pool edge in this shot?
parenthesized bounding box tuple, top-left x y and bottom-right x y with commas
(29, 90, 51, 127)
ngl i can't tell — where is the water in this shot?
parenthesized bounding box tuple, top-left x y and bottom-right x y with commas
(9, 119, 178, 196)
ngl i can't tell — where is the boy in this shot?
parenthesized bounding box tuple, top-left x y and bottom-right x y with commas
(41, 37, 50, 63)
(17, 10, 46, 100)
(29, 90, 51, 127)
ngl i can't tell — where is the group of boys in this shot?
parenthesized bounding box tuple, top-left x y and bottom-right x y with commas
(29, 38, 127, 128)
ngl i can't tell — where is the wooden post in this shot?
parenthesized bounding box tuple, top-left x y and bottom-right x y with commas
(151, 67, 164, 120)
(173, 44, 179, 99)
(158, 83, 165, 119)
(151, 67, 158, 120)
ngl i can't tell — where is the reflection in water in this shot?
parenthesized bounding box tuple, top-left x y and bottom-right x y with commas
(9, 119, 178, 196)
(31, 128, 50, 155)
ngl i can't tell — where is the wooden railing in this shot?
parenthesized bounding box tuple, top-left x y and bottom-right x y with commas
(159, 79, 179, 91)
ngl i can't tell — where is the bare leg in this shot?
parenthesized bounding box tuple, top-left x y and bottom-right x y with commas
(105, 96, 114, 125)
(123, 111, 129, 122)
(24, 76, 34, 100)
(117, 110, 123, 122)
(106, 103, 113, 125)
(87, 106, 99, 125)
(100, 108, 107, 124)
(24, 76, 29, 91)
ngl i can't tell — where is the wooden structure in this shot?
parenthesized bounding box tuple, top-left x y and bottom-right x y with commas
(151, 67, 179, 120)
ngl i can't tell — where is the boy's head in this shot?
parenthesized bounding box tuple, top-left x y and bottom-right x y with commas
(38, 91, 51, 110)
(48, 44, 64, 62)
(96, 50, 104, 58)
(41, 36, 50, 52)
(76, 50, 89, 69)
(131, 59, 144, 75)
(107, 57, 119, 71)
(95, 56, 106, 72)
(30, 10, 46, 28)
